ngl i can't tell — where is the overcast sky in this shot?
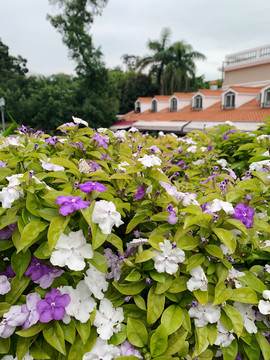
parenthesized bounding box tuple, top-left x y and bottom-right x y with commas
(1, 0, 270, 81)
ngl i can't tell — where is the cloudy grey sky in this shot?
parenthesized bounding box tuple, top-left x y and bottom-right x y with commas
(1, 0, 270, 81)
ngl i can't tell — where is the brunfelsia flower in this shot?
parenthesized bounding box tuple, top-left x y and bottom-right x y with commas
(234, 302, 257, 334)
(55, 195, 90, 216)
(93, 298, 124, 340)
(0, 223, 17, 239)
(40, 160, 65, 172)
(92, 132, 109, 148)
(84, 264, 108, 300)
(82, 337, 120, 360)
(187, 265, 208, 292)
(214, 320, 235, 348)
(78, 181, 106, 194)
(138, 154, 162, 167)
(50, 229, 93, 271)
(188, 302, 221, 327)
(92, 200, 124, 234)
(0, 305, 28, 338)
(232, 202, 255, 228)
(21, 293, 41, 329)
(36, 288, 71, 323)
(153, 239, 185, 275)
(258, 290, 270, 315)
(133, 184, 145, 200)
(206, 198, 235, 214)
(72, 116, 88, 127)
(0, 275, 11, 295)
(166, 204, 178, 225)
(119, 340, 143, 358)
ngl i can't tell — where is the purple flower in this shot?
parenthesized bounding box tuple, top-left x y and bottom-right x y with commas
(119, 340, 143, 359)
(89, 160, 102, 172)
(92, 132, 109, 149)
(0, 264, 15, 278)
(36, 267, 64, 289)
(69, 142, 84, 150)
(78, 181, 106, 194)
(0, 160, 6, 167)
(232, 202, 255, 228)
(18, 125, 28, 134)
(100, 153, 112, 161)
(55, 196, 90, 216)
(45, 136, 59, 145)
(177, 160, 185, 166)
(133, 185, 145, 200)
(235, 355, 243, 360)
(21, 293, 41, 329)
(223, 134, 228, 140)
(222, 167, 237, 179)
(201, 172, 220, 184)
(228, 129, 236, 134)
(25, 256, 49, 281)
(166, 204, 178, 225)
(0, 305, 28, 338)
(207, 145, 212, 151)
(246, 194, 252, 201)
(0, 223, 17, 239)
(36, 288, 70, 323)
(104, 248, 123, 282)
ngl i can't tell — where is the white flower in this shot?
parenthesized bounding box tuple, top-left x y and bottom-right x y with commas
(97, 128, 108, 133)
(192, 159, 205, 166)
(220, 244, 232, 255)
(146, 185, 153, 194)
(0, 136, 25, 149)
(82, 337, 120, 360)
(186, 145, 197, 153)
(50, 230, 93, 271)
(258, 290, 270, 315)
(84, 264, 108, 300)
(179, 137, 196, 145)
(206, 199, 234, 214)
(225, 121, 234, 126)
(234, 302, 257, 334)
(40, 160, 65, 172)
(201, 146, 207, 152)
(187, 265, 208, 292)
(258, 210, 267, 220)
(118, 161, 130, 171)
(93, 299, 124, 340)
(0, 174, 23, 208)
(159, 181, 179, 197)
(92, 200, 124, 234)
(158, 131, 165, 137)
(78, 159, 91, 174)
(153, 240, 185, 275)
(189, 302, 221, 327)
(72, 116, 88, 127)
(138, 154, 162, 167)
(60, 280, 96, 323)
(256, 134, 270, 141)
(176, 192, 199, 206)
(217, 159, 228, 167)
(126, 238, 148, 251)
(214, 321, 234, 347)
(249, 160, 270, 172)
(114, 130, 126, 139)
(129, 127, 138, 132)
(227, 267, 245, 288)
(260, 240, 270, 248)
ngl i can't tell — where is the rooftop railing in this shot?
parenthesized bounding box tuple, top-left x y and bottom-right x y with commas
(225, 45, 270, 66)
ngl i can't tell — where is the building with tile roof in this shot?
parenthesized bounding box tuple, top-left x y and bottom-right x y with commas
(111, 45, 270, 133)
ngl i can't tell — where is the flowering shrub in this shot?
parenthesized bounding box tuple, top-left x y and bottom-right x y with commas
(0, 120, 269, 360)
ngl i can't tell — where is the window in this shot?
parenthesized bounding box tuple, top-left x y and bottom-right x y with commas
(135, 102, 141, 113)
(224, 92, 235, 109)
(194, 95, 202, 110)
(151, 100, 157, 112)
(264, 90, 270, 107)
(170, 98, 177, 112)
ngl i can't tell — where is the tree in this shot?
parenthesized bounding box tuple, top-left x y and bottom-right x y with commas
(47, 0, 116, 128)
(163, 41, 206, 94)
(136, 28, 172, 95)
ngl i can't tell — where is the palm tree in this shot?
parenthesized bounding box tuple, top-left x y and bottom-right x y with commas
(136, 28, 172, 95)
(163, 41, 206, 94)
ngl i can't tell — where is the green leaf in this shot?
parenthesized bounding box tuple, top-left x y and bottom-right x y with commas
(68, 330, 97, 360)
(0, 239, 14, 251)
(60, 321, 76, 344)
(167, 276, 188, 293)
(38, 208, 60, 221)
(16, 322, 47, 337)
(0, 338, 10, 354)
(106, 233, 123, 254)
(0, 302, 11, 316)
(184, 213, 213, 229)
(179, 205, 202, 215)
(29, 342, 51, 359)
(147, 286, 165, 324)
(242, 335, 261, 360)
(125, 270, 141, 282)
(230, 287, 258, 304)
(176, 234, 200, 250)
(74, 319, 91, 345)
(194, 289, 208, 307)
(43, 321, 66, 355)
(5, 275, 30, 305)
(127, 318, 148, 347)
(222, 305, 243, 337)
(161, 305, 183, 335)
(213, 228, 236, 253)
(11, 249, 31, 279)
(239, 275, 267, 293)
(256, 331, 270, 360)
(224, 218, 248, 235)
(47, 215, 70, 251)
(17, 335, 36, 360)
(135, 250, 155, 263)
(50, 157, 78, 170)
(150, 324, 168, 357)
(161, 331, 187, 356)
(205, 244, 224, 259)
(34, 242, 52, 259)
(88, 250, 108, 273)
(212, 284, 233, 306)
(186, 253, 205, 271)
(207, 323, 218, 346)
(126, 214, 148, 234)
(18, 221, 48, 252)
(193, 326, 209, 357)
(0, 214, 19, 231)
(26, 192, 42, 216)
(134, 295, 146, 310)
(113, 280, 146, 295)
(155, 276, 173, 294)
(254, 219, 270, 233)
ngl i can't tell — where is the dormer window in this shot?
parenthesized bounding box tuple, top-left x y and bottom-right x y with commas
(194, 95, 203, 110)
(264, 89, 270, 107)
(224, 91, 235, 109)
(135, 102, 141, 113)
(170, 98, 177, 112)
(151, 100, 157, 113)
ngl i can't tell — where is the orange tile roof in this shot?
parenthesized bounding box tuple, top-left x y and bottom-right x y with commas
(173, 92, 194, 98)
(153, 95, 172, 101)
(230, 86, 263, 93)
(196, 89, 223, 96)
(137, 97, 152, 102)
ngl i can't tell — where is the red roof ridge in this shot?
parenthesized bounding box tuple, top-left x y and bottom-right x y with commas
(229, 86, 264, 93)
(137, 97, 152, 102)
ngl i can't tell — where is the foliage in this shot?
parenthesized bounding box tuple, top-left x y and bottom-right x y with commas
(0, 119, 270, 359)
